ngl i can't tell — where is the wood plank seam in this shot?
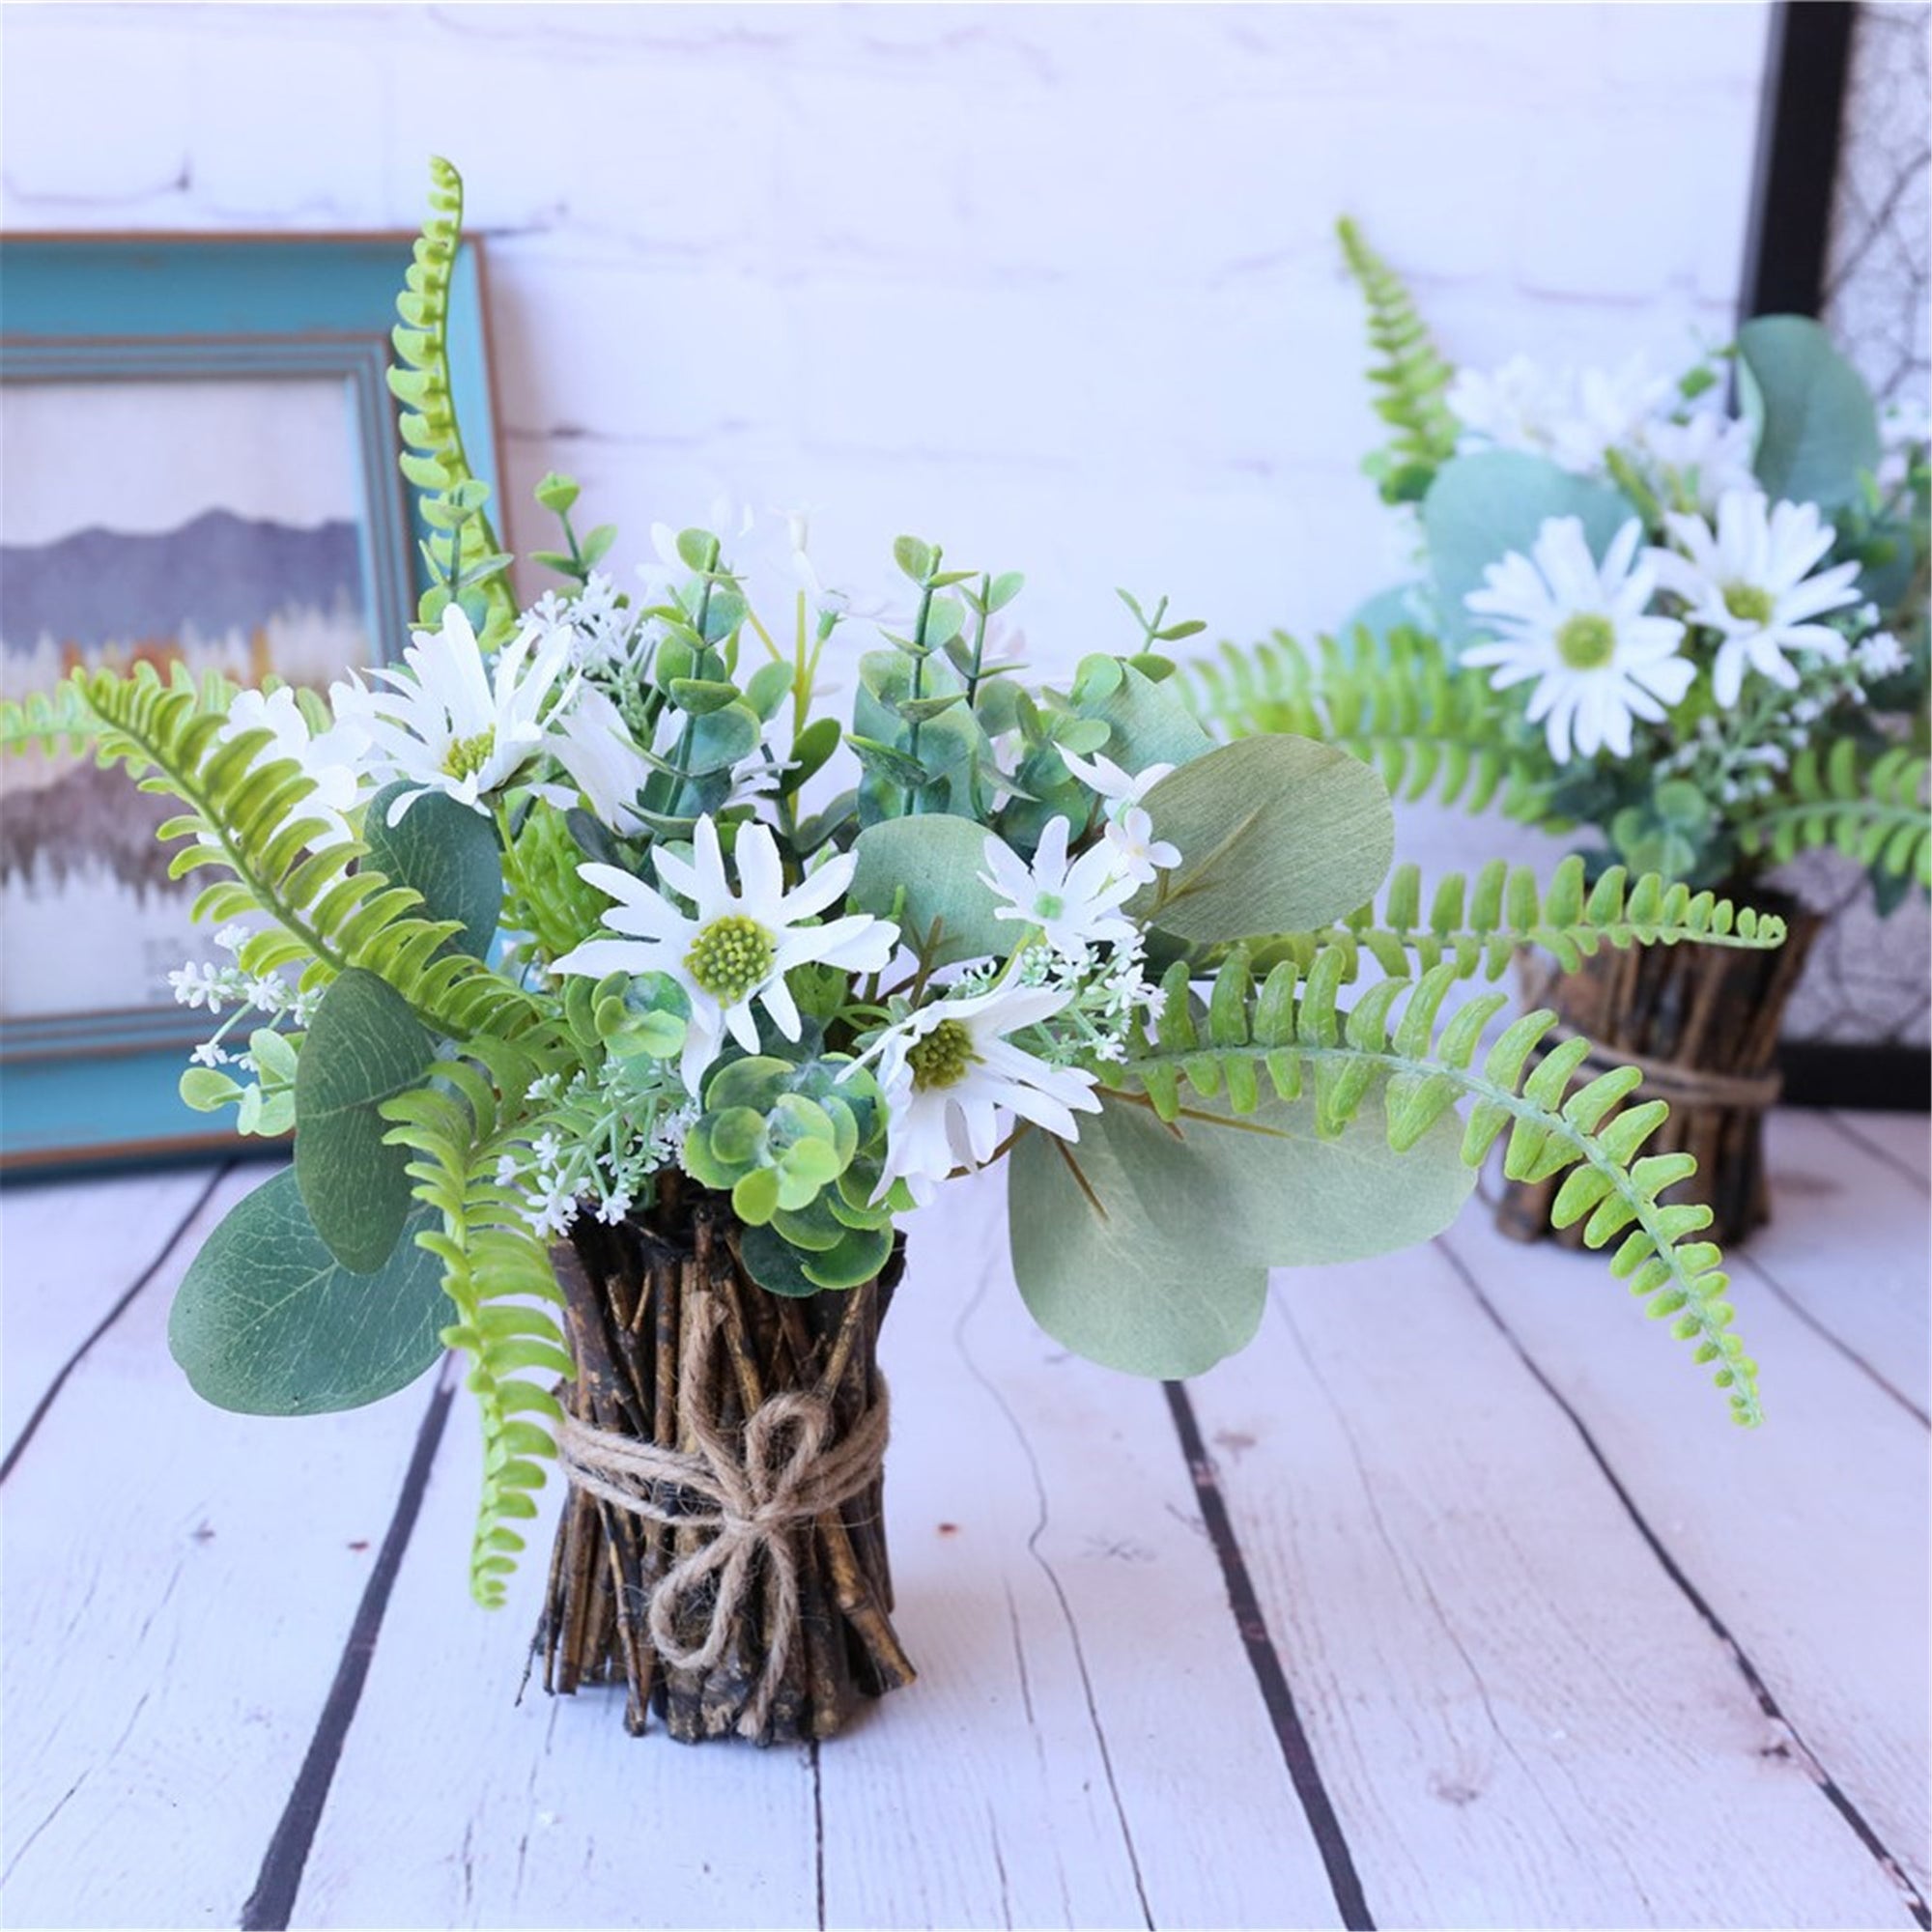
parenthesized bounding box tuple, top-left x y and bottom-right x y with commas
(952, 1277, 1157, 1932)
(1826, 1113, 1931, 1196)
(0, 1160, 235, 1487)
(810, 1740, 827, 1932)
(240, 1358, 459, 1932)
(1160, 1378, 1378, 1932)
(1435, 1233, 1932, 1931)
(1730, 1249, 1930, 1429)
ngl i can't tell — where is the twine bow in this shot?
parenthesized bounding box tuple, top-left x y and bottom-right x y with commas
(555, 1293, 889, 1740)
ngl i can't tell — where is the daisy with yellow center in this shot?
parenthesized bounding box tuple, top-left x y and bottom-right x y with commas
(1463, 515, 1692, 763)
(330, 604, 579, 822)
(1655, 490, 1862, 706)
(554, 814, 899, 1096)
(857, 981, 1100, 1208)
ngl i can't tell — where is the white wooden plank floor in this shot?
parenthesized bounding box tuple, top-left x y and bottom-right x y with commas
(2, 1110, 1926, 1932)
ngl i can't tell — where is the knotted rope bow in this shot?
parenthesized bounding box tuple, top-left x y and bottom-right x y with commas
(555, 1293, 890, 1740)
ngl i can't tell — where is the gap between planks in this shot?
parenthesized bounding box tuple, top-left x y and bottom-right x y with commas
(0, 1164, 457, 1930)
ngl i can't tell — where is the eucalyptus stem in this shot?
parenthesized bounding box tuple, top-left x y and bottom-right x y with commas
(903, 550, 941, 815)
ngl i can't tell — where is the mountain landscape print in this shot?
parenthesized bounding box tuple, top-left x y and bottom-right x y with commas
(1, 370, 383, 1025)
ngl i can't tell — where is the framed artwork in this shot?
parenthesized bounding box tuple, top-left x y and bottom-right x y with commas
(0, 235, 503, 1174)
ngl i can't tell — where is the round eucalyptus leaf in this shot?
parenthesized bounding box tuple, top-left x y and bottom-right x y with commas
(170, 1168, 447, 1416)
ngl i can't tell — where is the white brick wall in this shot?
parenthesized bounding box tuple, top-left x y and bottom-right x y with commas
(2, 1, 1773, 877)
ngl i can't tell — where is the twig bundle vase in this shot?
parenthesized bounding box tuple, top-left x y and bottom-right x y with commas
(539, 1181, 912, 1744)
(1497, 891, 1823, 1249)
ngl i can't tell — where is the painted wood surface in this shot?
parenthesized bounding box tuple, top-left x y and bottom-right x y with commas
(0, 1114, 1925, 1931)
(0, 1166, 222, 1466)
(0, 1164, 448, 1929)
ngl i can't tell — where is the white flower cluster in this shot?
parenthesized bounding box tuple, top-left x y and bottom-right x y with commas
(1461, 489, 1870, 765)
(168, 924, 317, 1068)
(842, 757, 1181, 1208)
(195, 540, 1203, 1239)
(1446, 350, 1757, 510)
(507, 1065, 698, 1241)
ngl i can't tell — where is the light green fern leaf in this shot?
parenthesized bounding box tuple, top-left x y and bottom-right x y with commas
(74, 662, 541, 1043)
(1249, 856, 1790, 981)
(1, 681, 99, 755)
(389, 156, 519, 642)
(1337, 216, 1461, 503)
(1736, 740, 1931, 885)
(384, 1041, 571, 1607)
(1185, 629, 1543, 816)
(1119, 947, 1763, 1426)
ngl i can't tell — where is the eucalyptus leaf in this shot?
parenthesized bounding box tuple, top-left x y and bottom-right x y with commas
(743, 658, 794, 722)
(893, 535, 935, 582)
(293, 968, 437, 1274)
(1341, 582, 1444, 649)
(363, 781, 502, 959)
(684, 701, 761, 776)
(1009, 1085, 1474, 1378)
(170, 1168, 447, 1415)
(668, 677, 742, 717)
(1423, 452, 1642, 640)
(781, 716, 842, 794)
(1138, 735, 1395, 942)
(1737, 314, 1880, 509)
(1068, 660, 1212, 772)
(849, 813, 1009, 964)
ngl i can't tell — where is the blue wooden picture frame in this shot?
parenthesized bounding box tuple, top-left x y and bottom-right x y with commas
(0, 234, 504, 1176)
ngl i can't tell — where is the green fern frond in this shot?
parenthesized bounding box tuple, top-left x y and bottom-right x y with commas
(1, 682, 99, 755)
(384, 1040, 571, 1608)
(1185, 629, 1542, 815)
(1119, 947, 1762, 1426)
(1337, 216, 1461, 504)
(389, 156, 518, 641)
(73, 662, 540, 1042)
(1249, 856, 1789, 981)
(1736, 740, 1931, 885)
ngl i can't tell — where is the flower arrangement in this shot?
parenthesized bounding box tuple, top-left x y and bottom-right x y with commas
(8, 170, 1794, 1741)
(1191, 220, 1930, 901)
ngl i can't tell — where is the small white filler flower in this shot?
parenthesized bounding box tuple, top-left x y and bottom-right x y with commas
(1055, 748, 1181, 885)
(331, 604, 578, 821)
(1463, 516, 1692, 763)
(862, 980, 1101, 1206)
(554, 815, 898, 1095)
(1655, 490, 1862, 706)
(980, 817, 1140, 955)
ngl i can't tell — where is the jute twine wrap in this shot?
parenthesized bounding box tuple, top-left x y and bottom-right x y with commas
(1533, 1018, 1785, 1111)
(555, 1293, 890, 1741)
(1520, 967, 1784, 1112)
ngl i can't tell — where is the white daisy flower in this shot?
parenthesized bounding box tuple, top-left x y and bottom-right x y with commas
(1637, 407, 1759, 511)
(1463, 516, 1692, 763)
(331, 604, 578, 822)
(980, 818, 1140, 957)
(859, 980, 1101, 1207)
(553, 814, 899, 1095)
(1445, 355, 1555, 456)
(1655, 491, 1862, 706)
(545, 683, 653, 836)
(1551, 355, 1674, 472)
(219, 686, 368, 848)
(1447, 354, 1671, 473)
